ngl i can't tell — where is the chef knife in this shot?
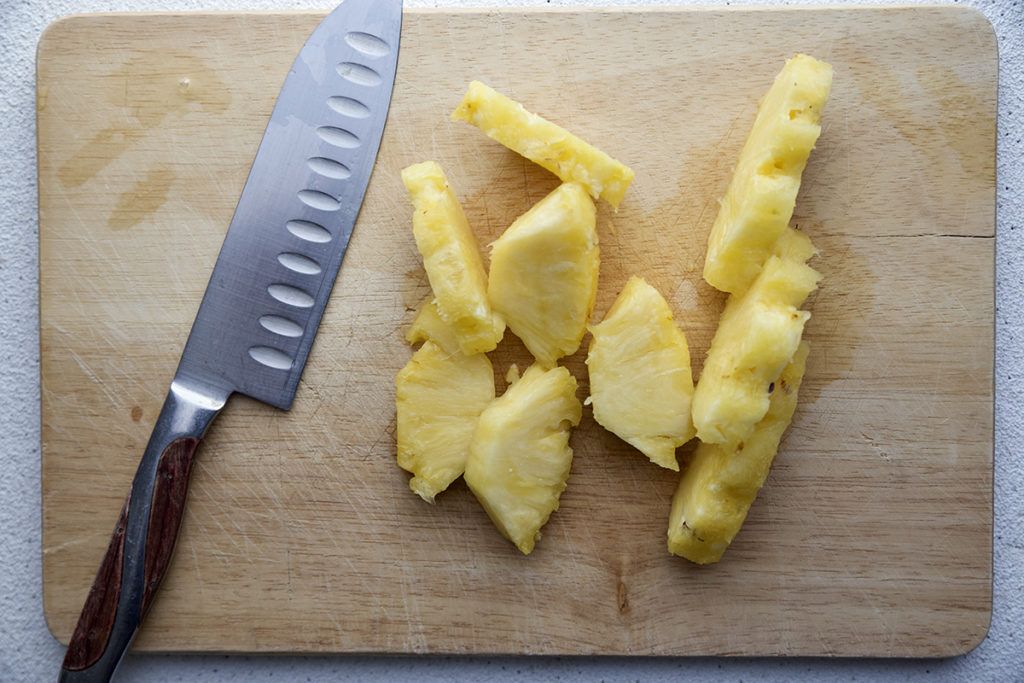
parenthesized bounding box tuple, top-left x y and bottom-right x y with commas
(58, 0, 402, 679)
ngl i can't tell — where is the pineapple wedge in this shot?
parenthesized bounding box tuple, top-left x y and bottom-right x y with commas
(465, 364, 582, 554)
(396, 340, 495, 503)
(668, 341, 810, 564)
(451, 81, 634, 208)
(586, 276, 695, 470)
(692, 245, 820, 446)
(406, 299, 460, 355)
(703, 54, 833, 294)
(402, 161, 504, 355)
(488, 182, 599, 367)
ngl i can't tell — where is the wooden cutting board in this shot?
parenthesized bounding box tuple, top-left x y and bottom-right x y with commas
(38, 6, 996, 657)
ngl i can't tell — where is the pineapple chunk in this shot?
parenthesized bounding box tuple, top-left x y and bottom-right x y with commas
(464, 364, 582, 554)
(703, 54, 833, 294)
(402, 161, 504, 355)
(692, 252, 820, 445)
(772, 225, 817, 263)
(396, 341, 495, 503)
(451, 81, 634, 208)
(406, 299, 460, 355)
(586, 276, 695, 470)
(488, 182, 599, 367)
(668, 341, 810, 564)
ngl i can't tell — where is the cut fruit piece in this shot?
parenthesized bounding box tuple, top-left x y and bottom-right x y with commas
(402, 161, 505, 355)
(703, 54, 833, 294)
(396, 340, 495, 503)
(586, 276, 695, 470)
(488, 182, 599, 367)
(771, 225, 817, 263)
(692, 253, 820, 446)
(451, 81, 634, 208)
(669, 341, 810, 564)
(464, 364, 582, 554)
(406, 299, 460, 355)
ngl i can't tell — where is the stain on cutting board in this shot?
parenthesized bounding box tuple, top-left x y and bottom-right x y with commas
(58, 54, 231, 189)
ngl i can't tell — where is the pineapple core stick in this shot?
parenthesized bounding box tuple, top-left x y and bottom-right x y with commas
(691, 249, 820, 446)
(703, 54, 833, 294)
(668, 341, 810, 564)
(451, 81, 634, 208)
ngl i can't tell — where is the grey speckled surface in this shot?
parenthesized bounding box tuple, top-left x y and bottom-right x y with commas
(2, 0, 1021, 680)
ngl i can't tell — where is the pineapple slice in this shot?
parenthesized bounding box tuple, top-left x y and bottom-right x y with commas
(464, 364, 582, 554)
(488, 182, 599, 366)
(586, 276, 695, 470)
(406, 299, 460, 355)
(451, 81, 634, 208)
(692, 249, 820, 445)
(668, 341, 810, 564)
(402, 161, 504, 355)
(703, 54, 833, 294)
(396, 340, 495, 503)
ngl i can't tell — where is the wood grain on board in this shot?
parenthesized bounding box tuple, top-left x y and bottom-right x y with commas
(38, 7, 996, 656)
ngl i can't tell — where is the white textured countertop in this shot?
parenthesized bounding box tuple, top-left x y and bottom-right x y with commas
(3, 0, 1021, 680)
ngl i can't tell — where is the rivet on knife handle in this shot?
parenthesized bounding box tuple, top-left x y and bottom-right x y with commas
(58, 0, 402, 678)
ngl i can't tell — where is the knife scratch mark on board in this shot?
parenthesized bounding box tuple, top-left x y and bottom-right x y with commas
(65, 346, 122, 407)
(398, 546, 428, 652)
(195, 500, 250, 562)
(190, 544, 203, 591)
(43, 533, 102, 555)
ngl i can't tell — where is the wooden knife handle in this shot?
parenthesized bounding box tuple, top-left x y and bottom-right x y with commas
(60, 498, 131, 673)
(60, 383, 227, 682)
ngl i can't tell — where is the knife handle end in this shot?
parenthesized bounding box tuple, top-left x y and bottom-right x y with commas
(60, 499, 130, 673)
(60, 436, 202, 680)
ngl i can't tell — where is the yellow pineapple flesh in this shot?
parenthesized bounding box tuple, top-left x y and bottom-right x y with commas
(396, 340, 495, 502)
(406, 299, 460, 355)
(691, 242, 820, 446)
(464, 364, 582, 554)
(586, 276, 695, 470)
(771, 224, 817, 263)
(703, 54, 833, 294)
(402, 161, 504, 355)
(668, 341, 809, 564)
(451, 81, 634, 208)
(488, 182, 599, 367)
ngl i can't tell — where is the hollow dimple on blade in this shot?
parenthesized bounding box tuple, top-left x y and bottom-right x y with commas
(344, 31, 390, 57)
(174, 0, 402, 410)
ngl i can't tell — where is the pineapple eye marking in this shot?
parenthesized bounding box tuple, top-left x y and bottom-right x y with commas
(248, 345, 294, 371)
(336, 62, 381, 87)
(277, 252, 322, 276)
(268, 283, 315, 308)
(259, 314, 304, 338)
(327, 96, 370, 119)
(307, 157, 351, 180)
(286, 219, 332, 243)
(297, 189, 341, 212)
(316, 126, 360, 149)
(344, 31, 389, 57)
